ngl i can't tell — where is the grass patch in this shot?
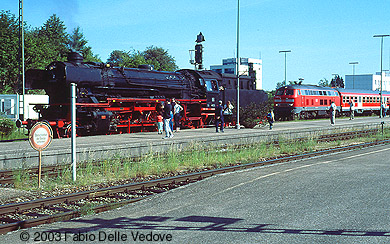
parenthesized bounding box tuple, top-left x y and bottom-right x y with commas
(13, 128, 390, 192)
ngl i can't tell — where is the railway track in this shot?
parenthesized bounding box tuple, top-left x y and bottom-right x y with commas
(0, 128, 380, 186)
(0, 137, 388, 234)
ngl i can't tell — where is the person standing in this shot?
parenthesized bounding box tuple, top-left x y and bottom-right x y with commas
(349, 100, 354, 120)
(381, 102, 387, 118)
(266, 109, 275, 130)
(223, 101, 234, 127)
(173, 101, 183, 132)
(170, 98, 176, 132)
(156, 112, 163, 134)
(162, 98, 173, 138)
(329, 101, 336, 126)
(215, 100, 224, 133)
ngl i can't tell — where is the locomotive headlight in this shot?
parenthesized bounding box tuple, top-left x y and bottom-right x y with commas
(106, 63, 110, 68)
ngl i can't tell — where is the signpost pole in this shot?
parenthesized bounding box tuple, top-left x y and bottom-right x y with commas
(28, 122, 52, 189)
(38, 150, 42, 188)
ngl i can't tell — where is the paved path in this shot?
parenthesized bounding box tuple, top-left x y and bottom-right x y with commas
(3, 143, 390, 243)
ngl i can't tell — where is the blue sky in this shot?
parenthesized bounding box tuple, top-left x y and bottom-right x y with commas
(2, 0, 390, 90)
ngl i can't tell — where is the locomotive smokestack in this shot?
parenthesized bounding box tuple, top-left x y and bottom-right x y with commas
(67, 52, 83, 64)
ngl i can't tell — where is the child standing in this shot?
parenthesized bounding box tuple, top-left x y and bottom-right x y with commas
(157, 113, 163, 134)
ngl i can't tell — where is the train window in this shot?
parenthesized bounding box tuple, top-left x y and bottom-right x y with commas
(205, 80, 213, 92)
(275, 89, 285, 95)
(324, 99, 328, 105)
(199, 78, 205, 86)
(297, 90, 301, 95)
(320, 99, 323, 105)
(286, 89, 294, 95)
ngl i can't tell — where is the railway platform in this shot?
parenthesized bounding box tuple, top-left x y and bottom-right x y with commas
(0, 116, 389, 170)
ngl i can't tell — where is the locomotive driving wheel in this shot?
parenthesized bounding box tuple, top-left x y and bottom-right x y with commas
(64, 124, 79, 138)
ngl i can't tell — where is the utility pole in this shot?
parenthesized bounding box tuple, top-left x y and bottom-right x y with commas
(349, 62, 358, 89)
(373, 34, 390, 118)
(236, 0, 240, 129)
(279, 50, 291, 86)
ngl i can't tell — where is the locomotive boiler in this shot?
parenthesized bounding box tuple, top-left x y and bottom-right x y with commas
(22, 52, 267, 137)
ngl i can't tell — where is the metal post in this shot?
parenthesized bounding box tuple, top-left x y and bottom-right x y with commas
(349, 62, 358, 89)
(279, 50, 291, 85)
(71, 83, 77, 181)
(19, 0, 25, 120)
(236, 0, 240, 129)
(38, 150, 42, 188)
(374, 35, 389, 118)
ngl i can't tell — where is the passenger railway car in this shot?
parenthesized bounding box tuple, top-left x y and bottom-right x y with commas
(19, 52, 267, 137)
(274, 84, 390, 120)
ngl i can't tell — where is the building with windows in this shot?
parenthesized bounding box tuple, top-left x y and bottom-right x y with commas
(345, 71, 390, 91)
(0, 94, 48, 120)
(210, 58, 263, 90)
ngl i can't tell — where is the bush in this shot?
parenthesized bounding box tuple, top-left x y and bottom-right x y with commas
(0, 117, 16, 137)
(240, 102, 271, 128)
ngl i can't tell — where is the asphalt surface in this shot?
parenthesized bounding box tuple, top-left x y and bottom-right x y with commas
(2, 143, 390, 243)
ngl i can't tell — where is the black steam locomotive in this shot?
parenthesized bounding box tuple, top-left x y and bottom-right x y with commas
(22, 52, 267, 137)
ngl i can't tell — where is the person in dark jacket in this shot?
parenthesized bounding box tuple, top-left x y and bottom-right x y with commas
(215, 100, 224, 133)
(162, 98, 173, 138)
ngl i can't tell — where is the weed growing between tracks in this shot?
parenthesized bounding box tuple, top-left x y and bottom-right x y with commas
(12, 128, 390, 192)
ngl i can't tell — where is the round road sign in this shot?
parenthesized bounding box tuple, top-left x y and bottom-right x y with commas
(29, 122, 53, 151)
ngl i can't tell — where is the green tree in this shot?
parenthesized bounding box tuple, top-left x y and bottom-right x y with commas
(107, 50, 132, 66)
(318, 78, 330, 87)
(38, 14, 69, 62)
(330, 75, 344, 88)
(142, 46, 178, 71)
(108, 49, 155, 69)
(0, 11, 20, 93)
(68, 26, 101, 62)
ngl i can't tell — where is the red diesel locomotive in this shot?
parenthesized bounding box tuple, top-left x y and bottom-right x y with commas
(274, 85, 390, 120)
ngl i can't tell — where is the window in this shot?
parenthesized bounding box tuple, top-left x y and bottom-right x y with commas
(276, 89, 285, 96)
(285, 89, 294, 95)
(205, 80, 218, 91)
(320, 99, 324, 105)
(224, 68, 234, 74)
(324, 99, 328, 105)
